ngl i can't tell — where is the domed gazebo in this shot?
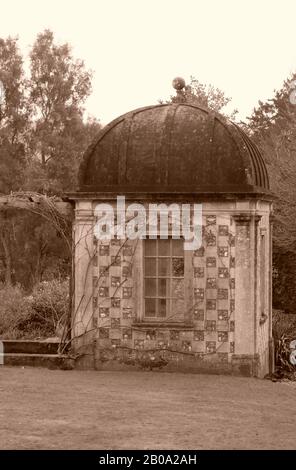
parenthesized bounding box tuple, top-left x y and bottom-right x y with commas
(68, 84, 273, 377)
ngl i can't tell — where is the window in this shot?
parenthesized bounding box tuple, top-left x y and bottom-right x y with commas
(144, 238, 185, 320)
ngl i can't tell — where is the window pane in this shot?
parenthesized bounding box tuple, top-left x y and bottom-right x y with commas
(144, 238, 185, 320)
(171, 279, 184, 299)
(172, 258, 184, 277)
(158, 239, 170, 256)
(158, 299, 167, 317)
(145, 239, 156, 256)
(145, 298, 156, 317)
(145, 278, 156, 296)
(158, 258, 170, 277)
(172, 239, 183, 256)
(145, 258, 156, 276)
(158, 278, 169, 297)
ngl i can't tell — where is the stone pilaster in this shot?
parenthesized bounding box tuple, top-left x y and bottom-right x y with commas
(232, 214, 255, 356)
(269, 212, 275, 374)
(72, 201, 95, 341)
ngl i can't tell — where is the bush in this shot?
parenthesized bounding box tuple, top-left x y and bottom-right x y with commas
(273, 309, 296, 341)
(23, 279, 69, 338)
(273, 310, 296, 376)
(0, 284, 32, 338)
(0, 279, 70, 340)
(273, 249, 296, 313)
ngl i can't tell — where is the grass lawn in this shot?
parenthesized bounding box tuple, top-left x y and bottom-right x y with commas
(0, 367, 295, 450)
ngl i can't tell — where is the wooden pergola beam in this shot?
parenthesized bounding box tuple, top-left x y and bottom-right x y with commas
(0, 193, 74, 220)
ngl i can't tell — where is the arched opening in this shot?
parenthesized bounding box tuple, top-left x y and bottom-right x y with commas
(0, 192, 73, 347)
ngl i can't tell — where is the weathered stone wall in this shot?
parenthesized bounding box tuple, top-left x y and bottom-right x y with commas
(72, 199, 272, 377)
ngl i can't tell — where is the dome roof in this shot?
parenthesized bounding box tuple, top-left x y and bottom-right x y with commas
(78, 103, 269, 195)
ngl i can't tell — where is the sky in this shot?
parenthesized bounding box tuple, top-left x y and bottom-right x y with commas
(1, 0, 296, 125)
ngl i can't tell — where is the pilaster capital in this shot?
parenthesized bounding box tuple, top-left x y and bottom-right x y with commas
(75, 208, 95, 224)
(254, 215, 262, 224)
(232, 214, 262, 225)
(232, 214, 252, 225)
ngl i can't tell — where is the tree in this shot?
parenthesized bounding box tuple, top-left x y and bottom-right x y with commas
(247, 73, 296, 312)
(247, 74, 296, 251)
(0, 30, 101, 289)
(162, 75, 238, 119)
(0, 36, 30, 193)
(0, 37, 31, 284)
(28, 29, 100, 193)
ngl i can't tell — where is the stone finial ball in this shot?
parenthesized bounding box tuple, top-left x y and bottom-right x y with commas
(172, 77, 186, 90)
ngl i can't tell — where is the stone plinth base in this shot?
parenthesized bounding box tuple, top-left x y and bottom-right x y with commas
(72, 342, 262, 377)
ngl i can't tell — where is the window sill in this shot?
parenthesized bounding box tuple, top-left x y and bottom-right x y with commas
(132, 321, 194, 329)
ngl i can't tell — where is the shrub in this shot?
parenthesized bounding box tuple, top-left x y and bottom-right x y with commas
(273, 309, 296, 341)
(0, 284, 32, 339)
(0, 279, 70, 340)
(272, 310, 296, 377)
(27, 279, 70, 337)
(273, 249, 296, 313)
